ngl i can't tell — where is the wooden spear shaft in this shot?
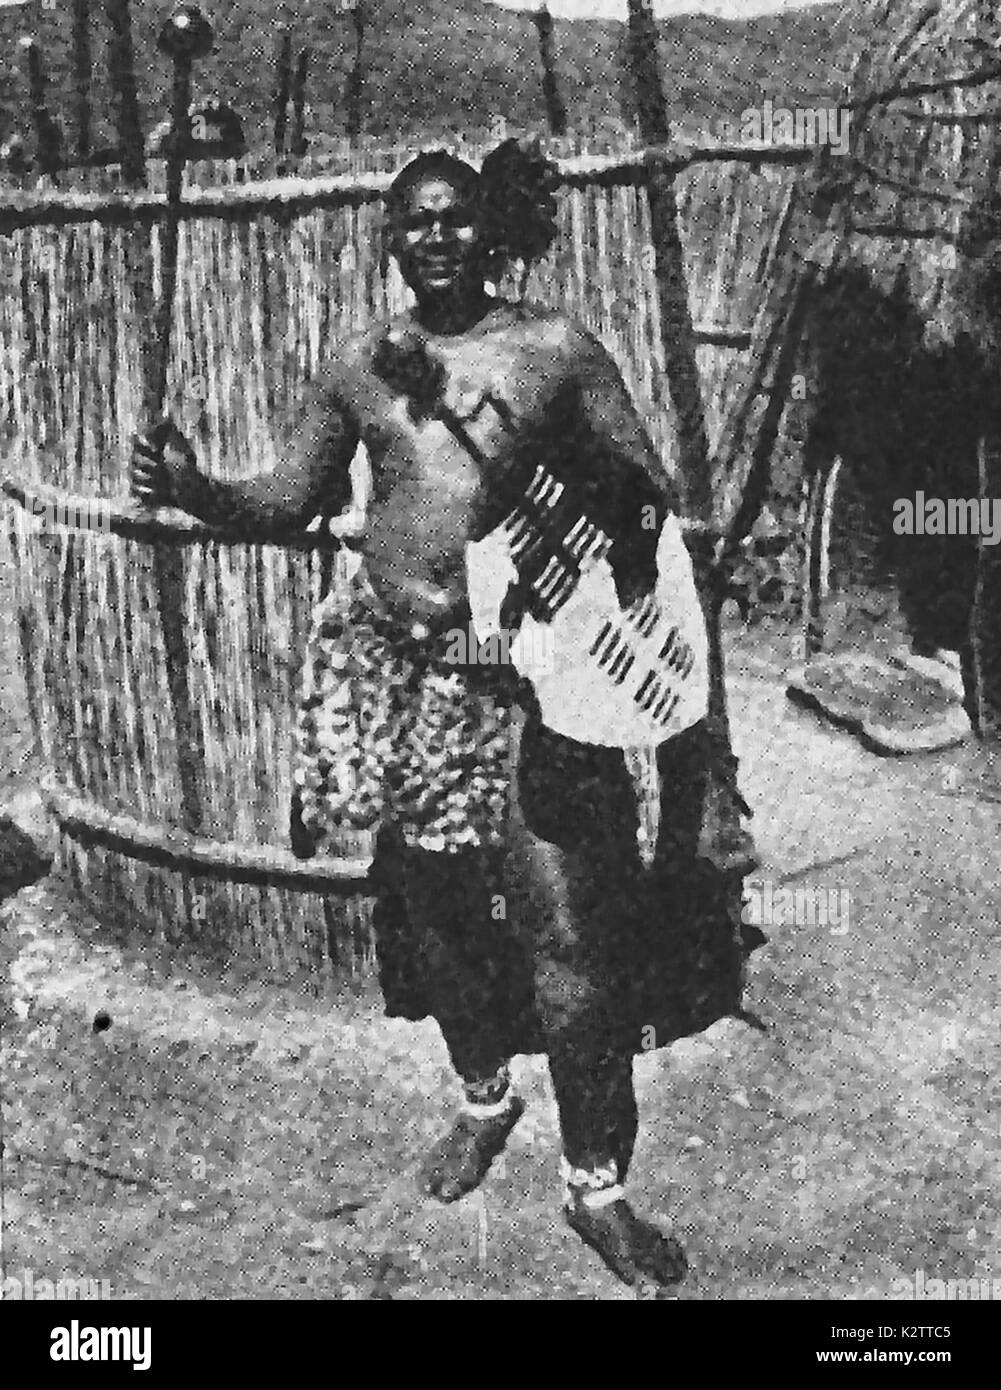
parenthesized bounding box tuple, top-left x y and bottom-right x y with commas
(146, 20, 210, 837)
(105, 1, 207, 838)
(154, 48, 193, 409)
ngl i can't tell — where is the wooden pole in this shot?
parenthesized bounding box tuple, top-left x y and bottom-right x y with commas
(971, 427, 1001, 740)
(801, 455, 842, 657)
(273, 29, 292, 160)
(42, 781, 371, 894)
(71, 0, 93, 163)
(103, 0, 155, 424)
(291, 46, 310, 160)
(0, 475, 341, 551)
(626, 1, 712, 523)
(961, 5, 1001, 741)
(714, 171, 828, 553)
(104, 2, 210, 847)
(149, 9, 215, 839)
(532, 5, 568, 138)
(625, 0, 748, 868)
(103, 0, 146, 186)
(345, 2, 365, 141)
(626, 2, 669, 145)
(0, 142, 815, 235)
(18, 37, 62, 177)
(155, 31, 196, 407)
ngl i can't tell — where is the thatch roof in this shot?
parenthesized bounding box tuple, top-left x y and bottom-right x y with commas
(813, 0, 1001, 349)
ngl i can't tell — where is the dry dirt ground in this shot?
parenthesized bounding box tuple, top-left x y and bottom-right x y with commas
(2, 571, 1001, 1301)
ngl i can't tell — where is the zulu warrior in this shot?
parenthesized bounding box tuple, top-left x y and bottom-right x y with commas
(131, 140, 762, 1295)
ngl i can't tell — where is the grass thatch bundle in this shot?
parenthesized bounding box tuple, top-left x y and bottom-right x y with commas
(815, 0, 1001, 352)
(786, 0, 1001, 678)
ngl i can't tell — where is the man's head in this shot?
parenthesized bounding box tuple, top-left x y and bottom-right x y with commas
(384, 141, 561, 314)
(386, 151, 490, 305)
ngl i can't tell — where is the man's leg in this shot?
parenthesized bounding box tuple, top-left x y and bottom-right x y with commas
(375, 653, 532, 1203)
(546, 1040, 637, 1186)
(510, 717, 693, 1290)
(548, 1037, 687, 1291)
(512, 828, 689, 1292)
(399, 844, 527, 1203)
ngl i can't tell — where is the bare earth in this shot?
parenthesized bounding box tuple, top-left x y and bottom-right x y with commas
(2, 578, 1000, 1300)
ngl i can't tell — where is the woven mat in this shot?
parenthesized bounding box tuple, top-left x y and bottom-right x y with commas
(786, 651, 971, 755)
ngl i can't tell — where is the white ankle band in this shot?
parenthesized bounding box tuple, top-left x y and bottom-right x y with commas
(577, 1184, 626, 1210)
(559, 1156, 619, 1191)
(462, 1094, 515, 1121)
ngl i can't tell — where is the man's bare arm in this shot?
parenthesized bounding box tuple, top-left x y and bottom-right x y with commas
(131, 375, 361, 538)
(570, 325, 683, 523)
(565, 326, 685, 605)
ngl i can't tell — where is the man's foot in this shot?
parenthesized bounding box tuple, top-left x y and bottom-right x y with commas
(418, 1096, 525, 1203)
(564, 1192, 688, 1296)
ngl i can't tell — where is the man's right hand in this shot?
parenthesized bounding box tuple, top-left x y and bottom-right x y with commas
(129, 418, 198, 510)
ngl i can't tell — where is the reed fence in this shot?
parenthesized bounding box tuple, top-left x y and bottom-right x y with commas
(0, 136, 811, 981)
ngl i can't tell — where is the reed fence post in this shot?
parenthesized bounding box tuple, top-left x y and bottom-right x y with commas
(71, 0, 93, 163)
(625, 0, 745, 864)
(714, 170, 828, 556)
(971, 432, 1001, 740)
(273, 29, 292, 161)
(18, 36, 62, 177)
(104, 0, 146, 185)
(963, 6, 1001, 741)
(967, 127, 1001, 739)
(291, 46, 310, 160)
(532, 5, 568, 138)
(626, 1, 712, 522)
(345, 2, 365, 142)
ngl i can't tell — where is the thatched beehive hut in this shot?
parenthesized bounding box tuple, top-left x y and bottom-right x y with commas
(794, 0, 1001, 729)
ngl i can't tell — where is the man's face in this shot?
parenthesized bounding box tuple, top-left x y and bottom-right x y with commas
(392, 175, 483, 301)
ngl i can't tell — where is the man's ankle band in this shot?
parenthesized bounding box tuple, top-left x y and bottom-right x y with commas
(573, 1184, 627, 1211)
(462, 1094, 515, 1120)
(559, 1156, 620, 1192)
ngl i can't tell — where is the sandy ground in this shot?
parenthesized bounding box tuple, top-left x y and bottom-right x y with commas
(2, 576, 1001, 1300)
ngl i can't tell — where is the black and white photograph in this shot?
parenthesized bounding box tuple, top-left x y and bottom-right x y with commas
(0, 0, 997, 1335)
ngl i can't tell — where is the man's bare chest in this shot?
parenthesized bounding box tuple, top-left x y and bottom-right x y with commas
(354, 324, 561, 475)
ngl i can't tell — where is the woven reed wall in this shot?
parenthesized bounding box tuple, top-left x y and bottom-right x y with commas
(0, 151, 800, 979)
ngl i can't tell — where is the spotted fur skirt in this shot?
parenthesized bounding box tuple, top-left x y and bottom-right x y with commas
(290, 572, 513, 858)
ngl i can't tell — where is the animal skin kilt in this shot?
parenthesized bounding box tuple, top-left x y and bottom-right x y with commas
(290, 555, 762, 1061)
